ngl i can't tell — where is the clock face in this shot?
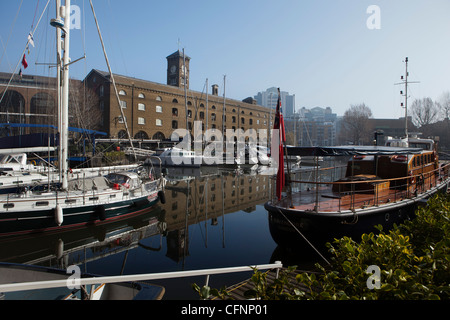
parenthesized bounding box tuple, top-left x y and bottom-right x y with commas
(170, 65, 177, 74)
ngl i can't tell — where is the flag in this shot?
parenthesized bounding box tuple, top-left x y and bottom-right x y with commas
(273, 88, 285, 201)
(28, 32, 35, 47)
(21, 54, 28, 69)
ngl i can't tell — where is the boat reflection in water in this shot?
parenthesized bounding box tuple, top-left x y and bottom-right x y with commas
(0, 167, 275, 280)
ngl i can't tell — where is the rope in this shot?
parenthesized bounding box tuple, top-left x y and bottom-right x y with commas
(275, 207, 331, 266)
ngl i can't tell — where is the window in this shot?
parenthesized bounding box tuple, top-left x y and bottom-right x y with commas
(156, 96, 162, 101)
(211, 113, 216, 121)
(156, 105, 163, 113)
(172, 108, 178, 116)
(187, 110, 192, 118)
(119, 90, 126, 96)
(172, 120, 178, 129)
(232, 116, 236, 123)
(200, 111, 204, 120)
(99, 85, 104, 97)
(138, 103, 145, 111)
(172, 98, 178, 103)
(241, 118, 245, 124)
(138, 117, 145, 125)
(138, 93, 145, 98)
(156, 119, 162, 126)
(120, 100, 127, 109)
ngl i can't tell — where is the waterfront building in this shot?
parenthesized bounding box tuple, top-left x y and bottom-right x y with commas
(0, 72, 62, 136)
(0, 50, 272, 146)
(292, 106, 337, 146)
(85, 50, 272, 143)
(254, 87, 295, 117)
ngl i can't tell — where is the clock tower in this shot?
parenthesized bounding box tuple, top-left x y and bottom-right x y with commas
(166, 50, 190, 89)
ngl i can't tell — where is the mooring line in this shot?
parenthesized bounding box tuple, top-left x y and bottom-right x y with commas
(276, 207, 331, 266)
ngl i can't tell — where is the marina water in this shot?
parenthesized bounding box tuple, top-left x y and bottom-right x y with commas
(0, 164, 342, 299)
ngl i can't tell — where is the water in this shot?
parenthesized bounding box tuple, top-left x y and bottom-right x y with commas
(0, 165, 336, 300)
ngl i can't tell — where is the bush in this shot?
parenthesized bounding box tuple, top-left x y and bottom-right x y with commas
(299, 193, 450, 300)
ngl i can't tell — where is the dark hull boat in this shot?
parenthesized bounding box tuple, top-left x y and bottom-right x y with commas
(265, 145, 450, 247)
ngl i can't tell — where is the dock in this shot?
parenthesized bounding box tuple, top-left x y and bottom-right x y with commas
(209, 267, 314, 300)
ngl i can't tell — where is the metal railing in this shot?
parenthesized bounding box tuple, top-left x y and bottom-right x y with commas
(0, 261, 283, 294)
(273, 162, 450, 212)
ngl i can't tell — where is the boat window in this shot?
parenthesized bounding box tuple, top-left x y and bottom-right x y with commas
(3, 203, 14, 208)
(35, 201, 49, 207)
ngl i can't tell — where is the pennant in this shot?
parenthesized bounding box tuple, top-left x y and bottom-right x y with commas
(28, 32, 35, 47)
(21, 54, 28, 69)
(273, 88, 285, 201)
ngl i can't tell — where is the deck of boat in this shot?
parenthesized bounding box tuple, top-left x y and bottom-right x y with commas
(276, 173, 446, 213)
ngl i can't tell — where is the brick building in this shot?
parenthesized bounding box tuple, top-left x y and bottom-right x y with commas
(0, 72, 60, 136)
(85, 50, 272, 143)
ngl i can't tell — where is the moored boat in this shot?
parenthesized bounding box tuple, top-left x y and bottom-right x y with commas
(265, 144, 450, 246)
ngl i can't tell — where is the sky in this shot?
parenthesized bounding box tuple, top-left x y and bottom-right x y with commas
(1, 0, 450, 119)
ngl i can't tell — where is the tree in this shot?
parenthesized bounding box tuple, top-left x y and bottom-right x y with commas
(341, 104, 373, 145)
(69, 79, 102, 132)
(437, 91, 450, 120)
(410, 97, 438, 128)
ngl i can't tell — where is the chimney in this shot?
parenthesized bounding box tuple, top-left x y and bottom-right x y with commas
(212, 84, 219, 96)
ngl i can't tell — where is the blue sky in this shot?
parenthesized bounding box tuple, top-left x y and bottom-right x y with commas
(1, 0, 450, 119)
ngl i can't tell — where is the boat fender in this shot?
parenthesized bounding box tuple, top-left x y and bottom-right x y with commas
(409, 171, 415, 184)
(158, 190, 166, 204)
(97, 205, 106, 221)
(55, 205, 63, 226)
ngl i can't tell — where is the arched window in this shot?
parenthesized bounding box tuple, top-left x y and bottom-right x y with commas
(30, 92, 55, 128)
(117, 130, 127, 139)
(119, 90, 126, 96)
(0, 90, 26, 135)
(152, 132, 165, 140)
(138, 93, 145, 99)
(156, 105, 163, 113)
(134, 131, 149, 139)
(172, 98, 178, 103)
(156, 96, 162, 101)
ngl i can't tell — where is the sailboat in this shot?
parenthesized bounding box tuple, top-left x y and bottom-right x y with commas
(0, 0, 165, 238)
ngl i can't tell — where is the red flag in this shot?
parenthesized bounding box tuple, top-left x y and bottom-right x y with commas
(273, 88, 285, 200)
(22, 54, 28, 69)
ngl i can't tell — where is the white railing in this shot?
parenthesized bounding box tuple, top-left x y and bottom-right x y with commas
(0, 261, 283, 294)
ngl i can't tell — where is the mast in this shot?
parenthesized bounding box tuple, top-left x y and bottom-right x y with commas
(397, 57, 419, 140)
(57, 0, 70, 190)
(183, 48, 189, 146)
(404, 57, 409, 138)
(55, 0, 63, 186)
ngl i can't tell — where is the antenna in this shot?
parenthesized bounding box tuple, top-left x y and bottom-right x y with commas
(394, 57, 420, 138)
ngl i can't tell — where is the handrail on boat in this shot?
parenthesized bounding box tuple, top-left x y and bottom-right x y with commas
(0, 262, 283, 294)
(272, 162, 450, 212)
